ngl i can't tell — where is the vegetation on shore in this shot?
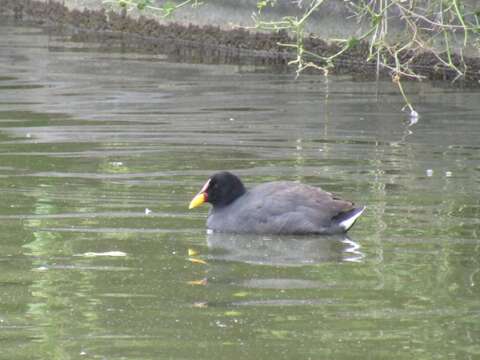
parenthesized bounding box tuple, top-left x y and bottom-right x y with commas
(108, 1, 480, 114)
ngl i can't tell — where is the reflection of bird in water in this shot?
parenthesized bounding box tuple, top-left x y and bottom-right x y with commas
(206, 232, 364, 266)
(189, 171, 365, 235)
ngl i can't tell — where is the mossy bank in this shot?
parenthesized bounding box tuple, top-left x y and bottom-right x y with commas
(1, 0, 479, 84)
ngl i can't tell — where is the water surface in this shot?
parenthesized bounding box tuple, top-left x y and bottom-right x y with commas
(0, 23, 479, 360)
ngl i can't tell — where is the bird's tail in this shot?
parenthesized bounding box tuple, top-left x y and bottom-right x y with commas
(334, 206, 366, 232)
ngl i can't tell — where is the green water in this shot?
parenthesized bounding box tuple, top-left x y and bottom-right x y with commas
(0, 24, 479, 360)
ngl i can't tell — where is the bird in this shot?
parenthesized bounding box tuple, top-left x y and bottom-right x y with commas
(189, 171, 365, 235)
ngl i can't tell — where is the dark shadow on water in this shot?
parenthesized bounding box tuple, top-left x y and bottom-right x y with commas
(206, 232, 364, 266)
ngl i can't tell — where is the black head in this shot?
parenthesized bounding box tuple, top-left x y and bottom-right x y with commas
(189, 171, 246, 209)
(205, 172, 247, 207)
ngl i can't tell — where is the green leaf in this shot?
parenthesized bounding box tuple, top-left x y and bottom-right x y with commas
(162, 1, 177, 17)
(371, 13, 382, 27)
(137, 0, 153, 10)
(257, 1, 268, 10)
(347, 36, 359, 48)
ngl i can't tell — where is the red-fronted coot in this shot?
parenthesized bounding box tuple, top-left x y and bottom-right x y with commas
(189, 171, 365, 235)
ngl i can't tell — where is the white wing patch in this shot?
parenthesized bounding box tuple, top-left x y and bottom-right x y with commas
(339, 206, 366, 231)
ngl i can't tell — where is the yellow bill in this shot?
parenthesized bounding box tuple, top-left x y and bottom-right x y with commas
(189, 192, 206, 209)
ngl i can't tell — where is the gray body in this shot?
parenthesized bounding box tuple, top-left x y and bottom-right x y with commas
(206, 181, 363, 235)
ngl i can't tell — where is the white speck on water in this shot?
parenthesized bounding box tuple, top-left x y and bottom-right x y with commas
(229, 117, 235, 121)
(145, 208, 152, 215)
(296, 139, 302, 150)
(80, 351, 87, 356)
(111, 161, 123, 166)
(75, 251, 127, 258)
(215, 320, 227, 328)
(445, 171, 452, 177)
(26, 133, 31, 138)
(426, 169, 433, 177)
(410, 110, 419, 123)
(35, 266, 49, 271)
